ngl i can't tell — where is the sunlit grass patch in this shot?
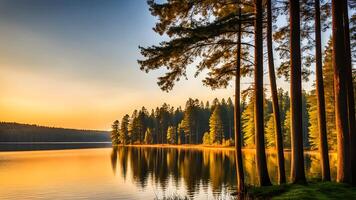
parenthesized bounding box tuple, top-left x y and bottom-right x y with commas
(247, 182, 356, 200)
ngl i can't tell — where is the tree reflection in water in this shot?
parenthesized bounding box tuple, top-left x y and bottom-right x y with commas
(110, 147, 337, 196)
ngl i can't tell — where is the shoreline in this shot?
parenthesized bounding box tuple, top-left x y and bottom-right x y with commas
(112, 144, 337, 154)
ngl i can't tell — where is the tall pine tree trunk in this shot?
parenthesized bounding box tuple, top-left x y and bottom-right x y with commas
(342, 0, 356, 185)
(289, 0, 306, 184)
(234, 4, 244, 193)
(315, 0, 331, 181)
(254, 0, 271, 186)
(332, 0, 352, 184)
(266, 0, 286, 184)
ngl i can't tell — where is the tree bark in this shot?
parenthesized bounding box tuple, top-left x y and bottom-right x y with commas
(234, 5, 244, 193)
(332, 0, 352, 184)
(342, 0, 356, 185)
(314, 0, 331, 182)
(266, 0, 286, 184)
(289, 0, 306, 184)
(254, 0, 272, 186)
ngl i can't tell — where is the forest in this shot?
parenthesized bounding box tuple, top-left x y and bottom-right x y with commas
(111, 0, 355, 196)
(0, 122, 110, 142)
(112, 40, 355, 148)
(111, 84, 347, 150)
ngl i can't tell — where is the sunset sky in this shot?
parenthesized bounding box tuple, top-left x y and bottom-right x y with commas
(0, 0, 325, 130)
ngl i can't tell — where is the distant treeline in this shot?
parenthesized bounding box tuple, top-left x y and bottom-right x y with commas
(0, 122, 110, 142)
(111, 91, 303, 148)
(111, 87, 334, 150)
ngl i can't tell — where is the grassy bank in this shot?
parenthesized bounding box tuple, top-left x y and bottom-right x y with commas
(247, 182, 356, 200)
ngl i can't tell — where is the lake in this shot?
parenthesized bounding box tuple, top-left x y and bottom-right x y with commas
(0, 146, 337, 200)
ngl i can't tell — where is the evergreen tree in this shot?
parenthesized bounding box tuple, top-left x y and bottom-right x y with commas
(302, 90, 311, 149)
(284, 110, 291, 148)
(241, 94, 255, 147)
(266, 0, 286, 184)
(313, 0, 331, 182)
(241, 89, 270, 148)
(120, 115, 130, 145)
(265, 115, 275, 148)
(177, 122, 185, 144)
(226, 97, 234, 140)
(254, 0, 271, 186)
(308, 40, 338, 151)
(111, 120, 120, 145)
(289, 0, 306, 184)
(137, 107, 149, 143)
(209, 105, 224, 144)
(220, 98, 230, 140)
(128, 110, 139, 144)
(156, 103, 172, 144)
(202, 132, 210, 145)
(323, 40, 337, 149)
(144, 128, 153, 144)
(332, 0, 352, 183)
(278, 88, 290, 138)
(181, 99, 199, 144)
(167, 126, 176, 144)
(308, 89, 319, 150)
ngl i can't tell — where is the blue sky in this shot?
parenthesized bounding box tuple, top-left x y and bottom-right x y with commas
(0, 0, 336, 130)
(0, 0, 238, 129)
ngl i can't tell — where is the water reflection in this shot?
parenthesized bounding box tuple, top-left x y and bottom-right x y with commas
(111, 147, 337, 196)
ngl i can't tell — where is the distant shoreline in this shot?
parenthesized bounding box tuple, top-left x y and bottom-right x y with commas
(112, 144, 337, 154)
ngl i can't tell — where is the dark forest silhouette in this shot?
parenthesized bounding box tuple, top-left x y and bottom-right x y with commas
(0, 122, 110, 142)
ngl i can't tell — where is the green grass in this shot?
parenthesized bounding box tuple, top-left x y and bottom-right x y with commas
(247, 182, 356, 200)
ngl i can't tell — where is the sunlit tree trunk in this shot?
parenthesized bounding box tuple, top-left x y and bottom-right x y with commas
(314, 0, 331, 182)
(289, 0, 306, 184)
(254, 0, 271, 186)
(342, 0, 356, 185)
(234, 4, 244, 193)
(266, 0, 286, 184)
(332, 0, 352, 184)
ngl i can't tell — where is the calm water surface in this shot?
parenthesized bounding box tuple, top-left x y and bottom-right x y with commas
(0, 147, 337, 200)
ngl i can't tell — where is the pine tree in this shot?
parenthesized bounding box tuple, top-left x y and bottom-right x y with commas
(278, 88, 290, 139)
(241, 95, 255, 147)
(156, 103, 172, 144)
(323, 40, 337, 150)
(120, 115, 130, 145)
(202, 132, 211, 145)
(209, 106, 224, 144)
(128, 110, 139, 144)
(289, 0, 306, 184)
(144, 128, 153, 144)
(254, 0, 271, 186)
(313, 0, 331, 181)
(308, 90, 319, 149)
(111, 120, 120, 145)
(227, 97, 234, 140)
(302, 90, 311, 149)
(265, 115, 275, 148)
(137, 107, 149, 143)
(241, 89, 270, 148)
(284, 110, 291, 148)
(308, 40, 337, 150)
(266, 0, 286, 184)
(177, 122, 185, 144)
(220, 98, 230, 140)
(167, 126, 176, 144)
(181, 99, 199, 144)
(332, 0, 352, 183)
